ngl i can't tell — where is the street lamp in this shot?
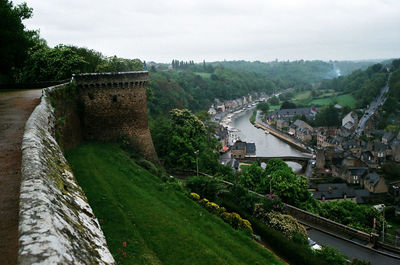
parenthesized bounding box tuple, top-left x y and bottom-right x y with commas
(195, 150, 199, 176)
(382, 206, 386, 242)
(268, 175, 272, 194)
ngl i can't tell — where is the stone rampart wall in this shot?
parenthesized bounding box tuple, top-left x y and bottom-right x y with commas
(19, 83, 115, 264)
(73, 71, 158, 164)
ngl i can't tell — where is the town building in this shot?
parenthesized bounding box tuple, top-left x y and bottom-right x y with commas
(312, 184, 357, 203)
(266, 107, 318, 124)
(289, 119, 313, 142)
(363, 172, 388, 193)
(231, 140, 257, 159)
(342, 111, 358, 131)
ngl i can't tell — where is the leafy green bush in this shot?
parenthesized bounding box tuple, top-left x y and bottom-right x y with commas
(314, 245, 348, 265)
(220, 194, 329, 265)
(186, 176, 221, 201)
(228, 184, 262, 214)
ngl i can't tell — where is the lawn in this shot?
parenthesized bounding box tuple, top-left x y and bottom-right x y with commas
(310, 94, 356, 108)
(293, 91, 311, 101)
(289, 89, 356, 108)
(66, 142, 283, 265)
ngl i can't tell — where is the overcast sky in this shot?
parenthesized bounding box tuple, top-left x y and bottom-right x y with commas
(15, 0, 400, 63)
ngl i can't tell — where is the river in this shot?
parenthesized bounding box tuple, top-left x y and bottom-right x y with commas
(230, 107, 305, 172)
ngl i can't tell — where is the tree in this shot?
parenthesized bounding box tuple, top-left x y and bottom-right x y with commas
(240, 163, 267, 190)
(280, 101, 297, 109)
(257, 102, 270, 113)
(269, 96, 280, 106)
(21, 44, 87, 82)
(263, 159, 312, 206)
(151, 109, 220, 173)
(314, 105, 340, 127)
(0, 0, 34, 82)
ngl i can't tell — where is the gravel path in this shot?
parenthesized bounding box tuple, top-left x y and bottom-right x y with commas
(0, 89, 42, 265)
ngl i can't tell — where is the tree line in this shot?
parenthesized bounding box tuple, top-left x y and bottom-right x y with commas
(0, 0, 143, 84)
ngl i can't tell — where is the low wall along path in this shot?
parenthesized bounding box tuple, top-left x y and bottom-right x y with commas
(19, 83, 114, 264)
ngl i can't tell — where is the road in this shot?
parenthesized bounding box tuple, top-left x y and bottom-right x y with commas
(309, 229, 400, 265)
(0, 89, 42, 265)
(354, 76, 390, 137)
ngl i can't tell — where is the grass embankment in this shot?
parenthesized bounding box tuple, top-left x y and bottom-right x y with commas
(290, 90, 356, 108)
(250, 109, 257, 124)
(66, 142, 283, 265)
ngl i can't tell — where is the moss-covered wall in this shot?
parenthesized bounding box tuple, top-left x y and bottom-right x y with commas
(19, 83, 115, 264)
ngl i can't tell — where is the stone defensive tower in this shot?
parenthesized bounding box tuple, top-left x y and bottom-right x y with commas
(73, 71, 159, 164)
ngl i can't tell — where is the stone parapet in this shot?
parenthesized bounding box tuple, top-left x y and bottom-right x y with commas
(19, 83, 115, 265)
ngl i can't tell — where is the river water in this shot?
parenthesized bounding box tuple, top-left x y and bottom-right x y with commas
(231, 108, 305, 157)
(230, 108, 305, 172)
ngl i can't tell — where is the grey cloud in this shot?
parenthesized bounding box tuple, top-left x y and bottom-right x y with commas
(15, 0, 400, 62)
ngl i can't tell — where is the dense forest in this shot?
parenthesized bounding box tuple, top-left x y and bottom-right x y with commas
(209, 60, 336, 89)
(147, 66, 277, 116)
(319, 63, 389, 108)
(378, 60, 400, 130)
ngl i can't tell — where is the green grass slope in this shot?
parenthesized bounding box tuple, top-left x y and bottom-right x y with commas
(66, 142, 283, 265)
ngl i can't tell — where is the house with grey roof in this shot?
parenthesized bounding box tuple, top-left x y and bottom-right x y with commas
(382, 131, 395, 144)
(266, 107, 318, 124)
(312, 183, 357, 203)
(363, 172, 388, 193)
(342, 111, 358, 131)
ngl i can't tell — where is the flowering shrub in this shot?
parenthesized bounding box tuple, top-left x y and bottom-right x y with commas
(190, 192, 200, 201)
(255, 208, 306, 240)
(191, 194, 253, 234)
(221, 212, 253, 234)
(205, 201, 220, 215)
(199, 198, 209, 206)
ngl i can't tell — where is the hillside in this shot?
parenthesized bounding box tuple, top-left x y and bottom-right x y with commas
(65, 142, 284, 265)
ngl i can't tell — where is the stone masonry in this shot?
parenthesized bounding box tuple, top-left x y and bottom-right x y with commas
(19, 84, 114, 264)
(73, 71, 159, 164)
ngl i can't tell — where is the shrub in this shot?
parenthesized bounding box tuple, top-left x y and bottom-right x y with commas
(193, 195, 252, 234)
(205, 201, 221, 215)
(186, 176, 221, 201)
(228, 185, 261, 214)
(258, 210, 307, 240)
(199, 198, 209, 206)
(314, 245, 348, 265)
(220, 195, 329, 265)
(190, 192, 200, 201)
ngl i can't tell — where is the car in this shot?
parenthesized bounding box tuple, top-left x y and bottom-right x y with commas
(308, 238, 322, 251)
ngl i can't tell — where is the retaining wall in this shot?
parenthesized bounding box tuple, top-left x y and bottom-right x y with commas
(19, 83, 115, 264)
(284, 204, 377, 244)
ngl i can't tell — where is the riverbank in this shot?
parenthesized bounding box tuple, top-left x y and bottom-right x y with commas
(254, 121, 310, 153)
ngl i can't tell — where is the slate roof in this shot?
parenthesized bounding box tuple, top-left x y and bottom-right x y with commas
(342, 140, 359, 150)
(373, 142, 388, 152)
(313, 189, 356, 200)
(232, 140, 246, 150)
(382, 131, 395, 142)
(246, 143, 256, 155)
(267, 107, 317, 120)
(317, 183, 348, 192)
(364, 172, 380, 187)
(348, 167, 368, 177)
(354, 189, 370, 204)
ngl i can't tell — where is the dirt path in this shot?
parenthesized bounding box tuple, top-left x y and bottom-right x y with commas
(0, 89, 42, 265)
